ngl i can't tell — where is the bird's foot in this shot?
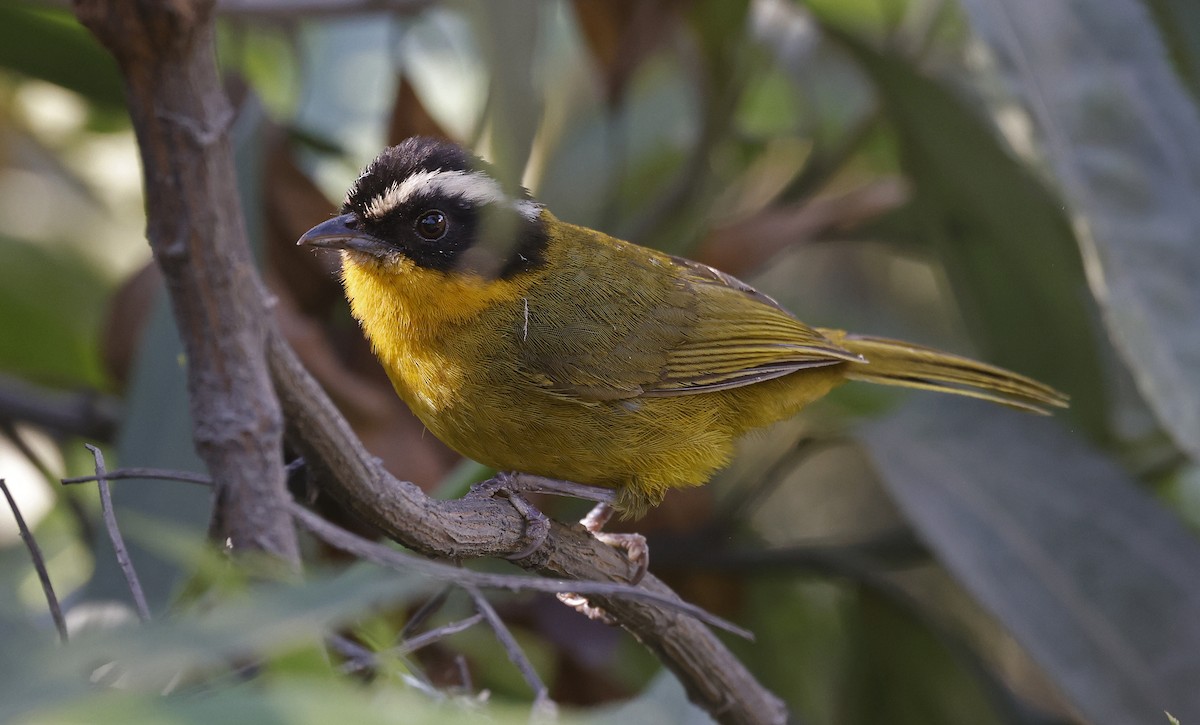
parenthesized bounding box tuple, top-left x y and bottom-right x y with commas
(556, 592, 618, 626)
(467, 472, 549, 560)
(557, 501, 649, 625)
(580, 502, 649, 585)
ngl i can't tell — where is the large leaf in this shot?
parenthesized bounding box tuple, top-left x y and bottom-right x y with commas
(956, 0, 1200, 461)
(0, 4, 124, 113)
(25, 677, 531, 725)
(860, 398, 1200, 725)
(468, 0, 541, 186)
(0, 236, 108, 388)
(1141, 0, 1200, 104)
(832, 31, 1109, 441)
(1, 565, 433, 722)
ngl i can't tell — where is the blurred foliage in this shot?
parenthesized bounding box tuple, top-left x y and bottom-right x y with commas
(1, 0, 1200, 723)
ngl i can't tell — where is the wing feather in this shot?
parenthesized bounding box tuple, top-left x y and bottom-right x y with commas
(517, 234, 860, 402)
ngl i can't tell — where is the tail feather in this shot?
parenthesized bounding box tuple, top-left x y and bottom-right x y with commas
(820, 330, 1070, 414)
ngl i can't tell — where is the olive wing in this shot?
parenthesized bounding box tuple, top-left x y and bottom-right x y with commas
(516, 249, 862, 403)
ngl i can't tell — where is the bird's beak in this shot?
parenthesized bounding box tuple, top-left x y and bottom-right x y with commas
(297, 213, 392, 256)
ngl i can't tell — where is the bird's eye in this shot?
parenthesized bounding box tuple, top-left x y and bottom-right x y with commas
(415, 210, 448, 241)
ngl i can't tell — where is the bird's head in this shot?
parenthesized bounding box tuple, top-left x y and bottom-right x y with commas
(298, 137, 547, 280)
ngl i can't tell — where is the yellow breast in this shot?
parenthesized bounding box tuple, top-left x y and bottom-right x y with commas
(340, 250, 528, 418)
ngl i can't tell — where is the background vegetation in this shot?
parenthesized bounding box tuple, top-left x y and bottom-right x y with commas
(1, 0, 1198, 723)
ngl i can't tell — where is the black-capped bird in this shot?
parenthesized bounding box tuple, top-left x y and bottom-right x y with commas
(299, 137, 1066, 532)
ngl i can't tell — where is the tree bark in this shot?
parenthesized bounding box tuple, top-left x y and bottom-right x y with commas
(74, 0, 299, 565)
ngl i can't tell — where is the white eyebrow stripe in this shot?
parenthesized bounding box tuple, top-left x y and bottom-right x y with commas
(362, 168, 542, 222)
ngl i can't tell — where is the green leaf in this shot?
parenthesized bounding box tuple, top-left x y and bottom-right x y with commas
(31, 679, 530, 725)
(832, 31, 1109, 441)
(859, 398, 1200, 725)
(1142, 0, 1200, 102)
(585, 670, 712, 724)
(1, 565, 433, 722)
(0, 236, 108, 388)
(956, 0, 1200, 461)
(0, 4, 124, 112)
(468, 0, 541, 187)
(841, 587, 1006, 725)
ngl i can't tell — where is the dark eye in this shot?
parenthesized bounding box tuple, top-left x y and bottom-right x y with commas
(415, 209, 447, 241)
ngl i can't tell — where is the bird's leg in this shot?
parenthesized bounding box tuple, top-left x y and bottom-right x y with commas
(470, 475, 645, 582)
(467, 472, 617, 504)
(557, 501, 649, 626)
(468, 474, 649, 623)
(579, 502, 649, 585)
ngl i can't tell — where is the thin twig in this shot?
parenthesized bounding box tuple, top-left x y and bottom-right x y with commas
(453, 654, 471, 693)
(328, 633, 378, 673)
(399, 613, 485, 654)
(289, 502, 751, 638)
(380, 585, 457, 693)
(62, 467, 213, 487)
(217, 0, 435, 17)
(69, 463, 750, 636)
(0, 479, 67, 642)
(399, 585, 453, 641)
(84, 445, 152, 622)
(465, 585, 554, 716)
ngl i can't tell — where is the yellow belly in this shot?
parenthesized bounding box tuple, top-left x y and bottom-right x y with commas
(384, 344, 842, 516)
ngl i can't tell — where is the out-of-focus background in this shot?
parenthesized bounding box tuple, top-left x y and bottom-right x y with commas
(2, 0, 1200, 723)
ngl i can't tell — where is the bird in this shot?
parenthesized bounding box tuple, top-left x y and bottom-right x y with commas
(298, 136, 1067, 529)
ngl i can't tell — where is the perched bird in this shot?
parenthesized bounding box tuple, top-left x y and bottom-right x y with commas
(299, 137, 1067, 522)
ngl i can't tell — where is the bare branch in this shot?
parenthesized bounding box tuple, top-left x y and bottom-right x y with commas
(62, 467, 213, 487)
(84, 445, 152, 623)
(0, 373, 120, 442)
(0, 479, 68, 642)
(453, 654, 471, 693)
(465, 585, 554, 717)
(55, 462, 752, 634)
(74, 0, 299, 566)
(327, 633, 377, 674)
(398, 585, 453, 642)
(399, 613, 484, 654)
(216, 0, 434, 18)
(290, 502, 749, 637)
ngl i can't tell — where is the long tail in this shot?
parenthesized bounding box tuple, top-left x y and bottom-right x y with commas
(819, 329, 1070, 414)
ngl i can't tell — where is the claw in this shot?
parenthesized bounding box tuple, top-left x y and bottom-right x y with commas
(594, 531, 649, 585)
(580, 502, 648, 584)
(556, 592, 618, 625)
(467, 472, 549, 561)
(559, 501, 650, 624)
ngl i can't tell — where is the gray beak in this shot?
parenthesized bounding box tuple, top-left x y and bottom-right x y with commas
(297, 213, 392, 255)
